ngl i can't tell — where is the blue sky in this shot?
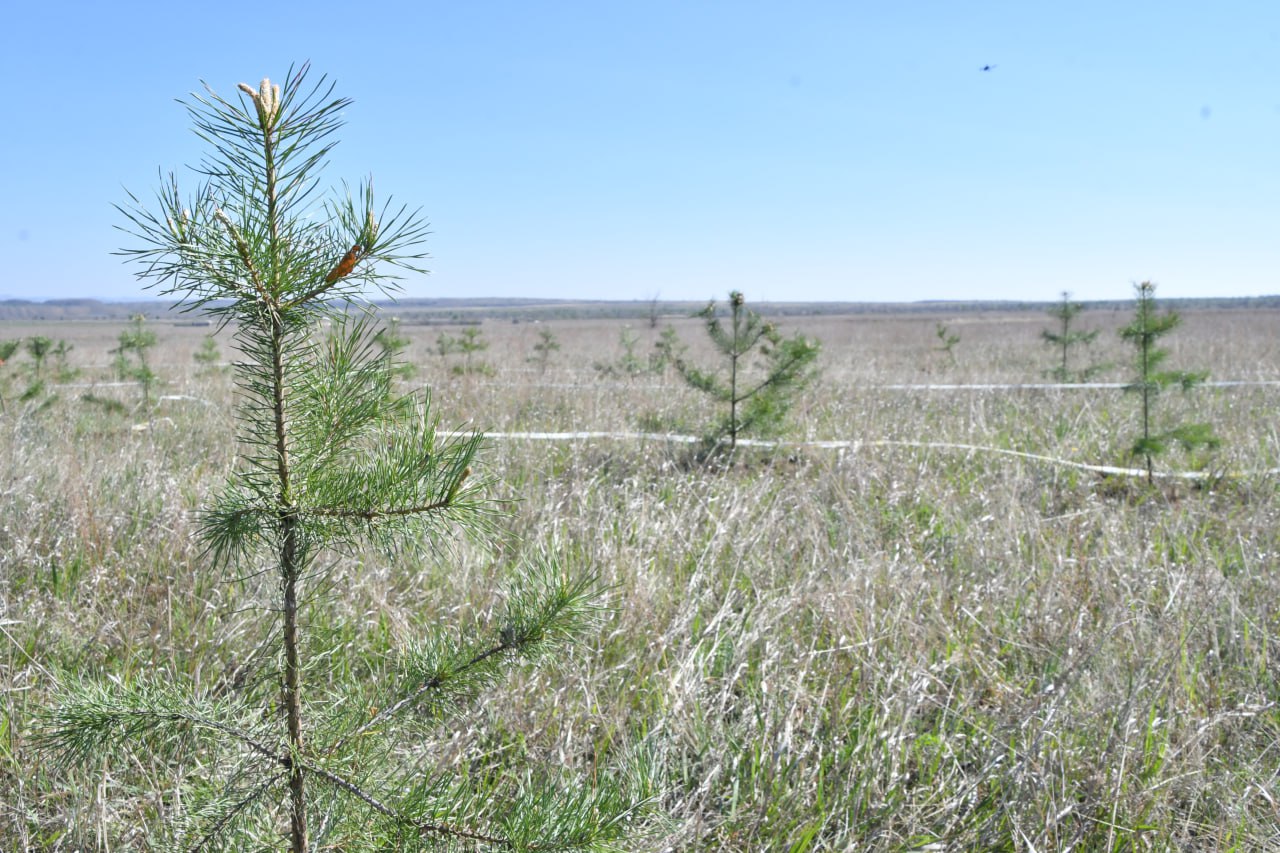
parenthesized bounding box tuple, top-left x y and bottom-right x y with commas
(3, 1, 1279, 303)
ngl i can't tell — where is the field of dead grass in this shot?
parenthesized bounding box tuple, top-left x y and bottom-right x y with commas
(2, 304, 1279, 849)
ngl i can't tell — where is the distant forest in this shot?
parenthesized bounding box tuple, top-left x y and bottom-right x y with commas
(2, 294, 1279, 324)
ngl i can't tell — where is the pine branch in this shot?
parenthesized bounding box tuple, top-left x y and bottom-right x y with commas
(188, 771, 288, 852)
(331, 562, 605, 753)
(36, 676, 281, 771)
(303, 761, 514, 846)
(306, 494, 463, 520)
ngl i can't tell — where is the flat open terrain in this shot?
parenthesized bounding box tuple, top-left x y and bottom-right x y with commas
(3, 303, 1280, 849)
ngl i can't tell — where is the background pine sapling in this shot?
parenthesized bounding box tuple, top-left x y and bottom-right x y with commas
(1042, 291, 1103, 382)
(0, 340, 19, 367)
(934, 322, 960, 364)
(192, 334, 221, 372)
(0, 340, 19, 412)
(527, 327, 561, 374)
(51, 339, 77, 381)
(4, 337, 68, 411)
(434, 329, 458, 360)
(111, 314, 158, 409)
(373, 316, 416, 379)
(25, 336, 53, 380)
(594, 326, 663, 380)
(672, 290, 820, 455)
(452, 326, 492, 375)
(435, 327, 492, 376)
(652, 325, 685, 376)
(1120, 281, 1219, 484)
(36, 65, 652, 851)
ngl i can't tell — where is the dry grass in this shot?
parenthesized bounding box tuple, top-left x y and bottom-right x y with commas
(3, 305, 1280, 849)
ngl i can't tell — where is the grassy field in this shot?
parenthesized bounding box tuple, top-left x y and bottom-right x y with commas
(2, 304, 1279, 849)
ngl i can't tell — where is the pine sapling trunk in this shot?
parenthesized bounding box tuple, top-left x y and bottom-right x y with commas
(258, 102, 309, 851)
(1057, 308, 1070, 377)
(1136, 287, 1159, 485)
(272, 319, 308, 851)
(729, 300, 741, 449)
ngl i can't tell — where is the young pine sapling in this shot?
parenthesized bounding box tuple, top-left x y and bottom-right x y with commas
(16, 335, 71, 410)
(25, 335, 53, 379)
(672, 290, 820, 454)
(527, 327, 560, 375)
(373, 315, 416, 379)
(51, 339, 77, 381)
(934, 322, 960, 364)
(38, 66, 651, 851)
(1120, 281, 1219, 484)
(434, 330, 457, 359)
(192, 334, 221, 372)
(0, 340, 20, 412)
(652, 325, 686, 376)
(111, 314, 158, 409)
(453, 325, 491, 375)
(593, 326, 657, 380)
(1042, 291, 1102, 382)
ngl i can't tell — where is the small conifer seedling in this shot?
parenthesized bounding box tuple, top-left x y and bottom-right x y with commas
(192, 334, 221, 372)
(26, 335, 54, 378)
(373, 316, 416, 379)
(527, 327, 561, 374)
(934, 322, 960, 364)
(1042, 291, 1102, 382)
(672, 290, 820, 455)
(0, 340, 20, 412)
(434, 330, 458, 359)
(1120, 281, 1219, 484)
(453, 325, 492, 375)
(52, 339, 77, 381)
(111, 314, 158, 409)
(594, 326, 662, 380)
(14, 336, 68, 410)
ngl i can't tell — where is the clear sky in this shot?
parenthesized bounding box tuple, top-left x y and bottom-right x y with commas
(4, 1, 1279, 303)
